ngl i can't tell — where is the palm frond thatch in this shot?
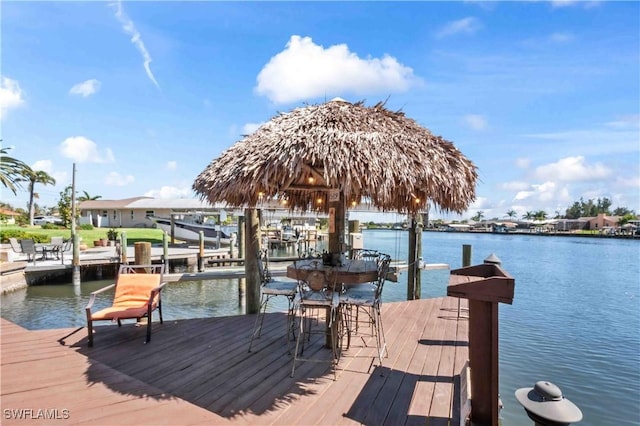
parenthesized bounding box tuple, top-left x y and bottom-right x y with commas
(193, 99, 477, 214)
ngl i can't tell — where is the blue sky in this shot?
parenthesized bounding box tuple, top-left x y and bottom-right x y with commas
(2, 1, 638, 222)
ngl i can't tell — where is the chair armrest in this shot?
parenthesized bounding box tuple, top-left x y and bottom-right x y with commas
(147, 281, 168, 303)
(85, 283, 116, 312)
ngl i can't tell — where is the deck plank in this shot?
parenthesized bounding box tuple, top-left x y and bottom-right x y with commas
(1, 297, 468, 425)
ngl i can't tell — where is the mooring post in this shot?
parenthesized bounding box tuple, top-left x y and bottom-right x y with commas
(134, 242, 151, 265)
(459, 244, 472, 318)
(163, 231, 169, 270)
(198, 231, 204, 272)
(120, 232, 128, 264)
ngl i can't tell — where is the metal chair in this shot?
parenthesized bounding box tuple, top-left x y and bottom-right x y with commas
(50, 236, 64, 259)
(59, 239, 73, 264)
(291, 262, 342, 380)
(18, 239, 38, 264)
(340, 252, 392, 366)
(248, 248, 298, 352)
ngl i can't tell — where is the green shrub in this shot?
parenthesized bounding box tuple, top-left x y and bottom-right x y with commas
(0, 229, 49, 243)
(41, 223, 63, 230)
(79, 223, 94, 230)
(107, 228, 119, 240)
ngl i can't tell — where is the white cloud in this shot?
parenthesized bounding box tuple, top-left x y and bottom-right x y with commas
(463, 114, 487, 131)
(605, 114, 640, 129)
(69, 79, 101, 97)
(550, 0, 579, 8)
(105, 172, 135, 186)
(549, 32, 574, 44)
(110, 0, 159, 88)
(550, 0, 600, 9)
(523, 127, 639, 157)
(501, 181, 530, 191)
(515, 157, 531, 169)
(534, 156, 611, 182)
(144, 185, 192, 199)
(513, 181, 571, 206)
(436, 17, 482, 38)
(59, 136, 115, 163)
(31, 159, 53, 174)
(242, 122, 264, 135)
(616, 175, 640, 188)
(0, 76, 25, 120)
(166, 161, 177, 170)
(255, 35, 421, 104)
(469, 196, 490, 209)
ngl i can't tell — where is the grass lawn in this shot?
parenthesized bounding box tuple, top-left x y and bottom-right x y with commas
(0, 225, 166, 247)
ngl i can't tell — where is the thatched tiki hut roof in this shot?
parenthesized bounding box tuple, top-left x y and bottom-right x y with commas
(193, 98, 477, 215)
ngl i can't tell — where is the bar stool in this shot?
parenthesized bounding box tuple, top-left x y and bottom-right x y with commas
(248, 249, 298, 353)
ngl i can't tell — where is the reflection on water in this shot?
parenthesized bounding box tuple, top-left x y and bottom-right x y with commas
(0, 268, 450, 331)
(0, 278, 250, 330)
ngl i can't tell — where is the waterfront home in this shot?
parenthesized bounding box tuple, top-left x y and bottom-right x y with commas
(78, 197, 323, 229)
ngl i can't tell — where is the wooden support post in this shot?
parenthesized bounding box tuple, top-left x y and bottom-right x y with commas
(463, 244, 472, 267)
(459, 244, 472, 318)
(163, 232, 169, 270)
(415, 216, 422, 299)
(328, 192, 345, 254)
(120, 232, 128, 264)
(198, 231, 205, 272)
(238, 215, 245, 265)
(134, 242, 151, 265)
(407, 215, 422, 300)
(245, 208, 261, 314)
(449, 256, 513, 426)
(170, 215, 176, 245)
(468, 300, 499, 426)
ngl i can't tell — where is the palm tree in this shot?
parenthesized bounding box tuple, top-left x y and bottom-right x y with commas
(471, 210, 485, 222)
(505, 209, 517, 220)
(534, 210, 548, 221)
(522, 211, 535, 221)
(20, 169, 56, 226)
(0, 146, 30, 195)
(77, 191, 102, 202)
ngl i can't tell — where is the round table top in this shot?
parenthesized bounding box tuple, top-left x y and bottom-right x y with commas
(287, 258, 378, 285)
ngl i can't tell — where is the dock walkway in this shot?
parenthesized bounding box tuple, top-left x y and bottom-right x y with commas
(1, 297, 468, 425)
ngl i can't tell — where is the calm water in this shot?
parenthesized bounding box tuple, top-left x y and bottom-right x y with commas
(2, 230, 639, 425)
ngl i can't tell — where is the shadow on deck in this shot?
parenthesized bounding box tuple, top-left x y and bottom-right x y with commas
(2, 297, 468, 425)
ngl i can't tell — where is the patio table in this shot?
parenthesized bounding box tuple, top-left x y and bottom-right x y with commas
(286, 258, 378, 286)
(287, 258, 379, 348)
(35, 243, 62, 260)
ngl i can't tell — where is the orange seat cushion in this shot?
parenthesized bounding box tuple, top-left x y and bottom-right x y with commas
(90, 274, 161, 321)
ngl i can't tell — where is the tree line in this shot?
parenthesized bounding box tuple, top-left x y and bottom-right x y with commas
(470, 197, 636, 225)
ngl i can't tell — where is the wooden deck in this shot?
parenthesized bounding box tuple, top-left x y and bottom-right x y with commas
(1, 297, 468, 425)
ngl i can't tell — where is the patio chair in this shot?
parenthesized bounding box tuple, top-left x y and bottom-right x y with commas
(340, 253, 392, 366)
(50, 236, 64, 259)
(9, 237, 22, 254)
(248, 248, 298, 353)
(18, 239, 38, 264)
(291, 263, 342, 380)
(85, 264, 166, 347)
(59, 239, 73, 264)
